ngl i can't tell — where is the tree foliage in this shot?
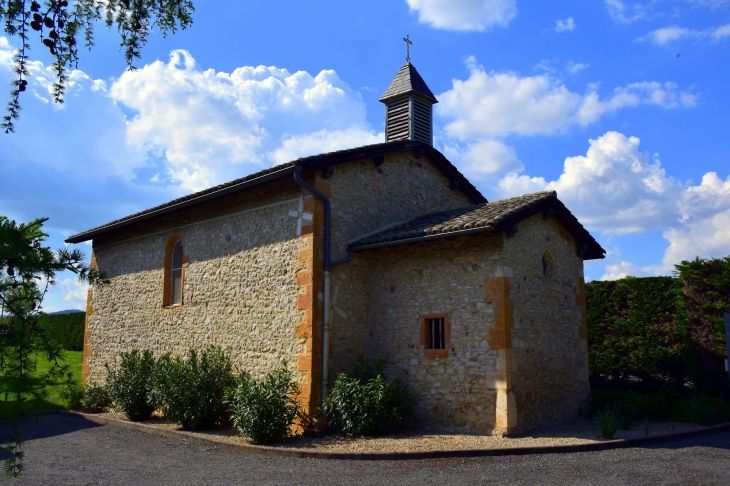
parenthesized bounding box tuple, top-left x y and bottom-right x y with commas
(0, 215, 107, 477)
(587, 256, 730, 397)
(0, 0, 195, 133)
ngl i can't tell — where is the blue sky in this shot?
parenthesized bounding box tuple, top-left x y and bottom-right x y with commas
(1, 0, 729, 312)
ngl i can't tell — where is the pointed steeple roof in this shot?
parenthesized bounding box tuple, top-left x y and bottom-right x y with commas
(379, 62, 438, 104)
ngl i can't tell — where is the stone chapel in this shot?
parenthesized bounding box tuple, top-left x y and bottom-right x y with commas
(67, 61, 605, 435)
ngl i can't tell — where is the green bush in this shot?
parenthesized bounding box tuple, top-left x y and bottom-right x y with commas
(82, 383, 112, 413)
(612, 400, 638, 430)
(595, 407, 623, 440)
(690, 400, 720, 426)
(151, 346, 236, 430)
(323, 356, 416, 436)
(58, 381, 85, 409)
(37, 312, 85, 351)
(105, 349, 157, 421)
(592, 386, 730, 426)
(227, 361, 304, 444)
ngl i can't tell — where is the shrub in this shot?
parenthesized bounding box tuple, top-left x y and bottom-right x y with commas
(595, 407, 623, 440)
(323, 356, 416, 436)
(105, 349, 157, 421)
(58, 382, 85, 409)
(82, 383, 112, 413)
(227, 361, 304, 444)
(690, 400, 720, 426)
(151, 346, 236, 430)
(612, 400, 638, 430)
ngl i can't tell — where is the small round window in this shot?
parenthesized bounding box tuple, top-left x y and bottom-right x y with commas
(541, 251, 555, 281)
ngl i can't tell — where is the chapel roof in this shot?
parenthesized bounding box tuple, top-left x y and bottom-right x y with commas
(65, 140, 484, 244)
(379, 62, 438, 104)
(349, 191, 606, 260)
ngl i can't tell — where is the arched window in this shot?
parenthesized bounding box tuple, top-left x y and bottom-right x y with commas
(171, 240, 184, 305)
(541, 250, 555, 282)
(163, 235, 185, 306)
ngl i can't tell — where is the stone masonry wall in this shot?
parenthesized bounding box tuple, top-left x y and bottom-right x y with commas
(333, 234, 508, 433)
(505, 214, 590, 432)
(327, 151, 475, 378)
(84, 178, 312, 395)
(327, 150, 474, 260)
(328, 214, 589, 434)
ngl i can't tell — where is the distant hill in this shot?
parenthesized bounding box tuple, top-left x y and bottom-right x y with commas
(47, 309, 85, 315)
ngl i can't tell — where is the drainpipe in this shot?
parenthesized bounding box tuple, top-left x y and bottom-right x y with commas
(293, 166, 333, 404)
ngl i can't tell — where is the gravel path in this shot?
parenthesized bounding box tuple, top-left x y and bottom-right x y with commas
(2, 413, 729, 485)
(97, 410, 712, 453)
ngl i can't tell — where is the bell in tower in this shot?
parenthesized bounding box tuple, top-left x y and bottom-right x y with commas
(380, 43, 438, 146)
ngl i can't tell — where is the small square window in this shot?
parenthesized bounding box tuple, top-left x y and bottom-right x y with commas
(420, 314, 450, 358)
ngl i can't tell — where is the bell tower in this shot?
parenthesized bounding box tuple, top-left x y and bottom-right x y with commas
(380, 61, 438, 146)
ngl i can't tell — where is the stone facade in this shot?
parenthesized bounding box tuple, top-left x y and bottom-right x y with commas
(83, 147, 590, 434)
(84, 178, 310, 388)
(328, 214, 589, 434)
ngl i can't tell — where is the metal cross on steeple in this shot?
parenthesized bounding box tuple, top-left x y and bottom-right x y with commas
(403, 35, 413, 62)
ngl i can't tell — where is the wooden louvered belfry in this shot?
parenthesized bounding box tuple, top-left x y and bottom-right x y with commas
(380, 62, 438, 146)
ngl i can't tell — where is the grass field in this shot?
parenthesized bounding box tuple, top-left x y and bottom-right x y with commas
(0, 351, 83, 416)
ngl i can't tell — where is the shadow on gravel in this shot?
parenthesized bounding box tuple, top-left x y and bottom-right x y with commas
(0, 412, 102, 459)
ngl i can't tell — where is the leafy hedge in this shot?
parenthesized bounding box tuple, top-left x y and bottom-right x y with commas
(676, 256, 730, 394)
(587, 256, 730, 397)
(37, 312, 85, 351)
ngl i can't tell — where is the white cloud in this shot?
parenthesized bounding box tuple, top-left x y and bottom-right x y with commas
(497, 132, 682, 234)
(606, 0, 647, 23)
(1, 38, 380, 237)
(406, 0, 517, 31)
(533, 59, 556, 74)
(565, 61, 589, 74)
(640, 26, 695, 45)
(443, 140, 523, 181)
(555, 17, 576, 32)
(268, 128, 383, 166)
(685, 0, 730, 7)
(492, 132, 730, 274)
(40, 279, 89, 312)
(710, 23, 730, 41)
(108, 49, 375, 192)
(600, 261, 653, 280)
(638, 23, 730, 45)
(437, 57, 697, 139)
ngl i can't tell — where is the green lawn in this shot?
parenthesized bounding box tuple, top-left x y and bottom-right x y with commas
(0, 350, 83, 416)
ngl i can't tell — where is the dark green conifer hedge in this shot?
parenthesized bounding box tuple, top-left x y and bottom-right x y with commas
(587, 256, 730, 397)
(37, 312, 86, 352)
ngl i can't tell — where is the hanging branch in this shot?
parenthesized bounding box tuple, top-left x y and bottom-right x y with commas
(0, 0, 195, 133)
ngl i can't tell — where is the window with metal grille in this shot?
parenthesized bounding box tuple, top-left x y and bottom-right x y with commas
(170, 240, 184, 305)
(420, 314, 449, 358)
(426, 317, 445, 350)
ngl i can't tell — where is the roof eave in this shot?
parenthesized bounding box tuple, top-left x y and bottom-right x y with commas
(64, 165, 297, 244)
(65, 141, 486, 245)
(347, 195, 605, 261)
(378, 91, 439, 104)
(349, 225, 495, 252)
